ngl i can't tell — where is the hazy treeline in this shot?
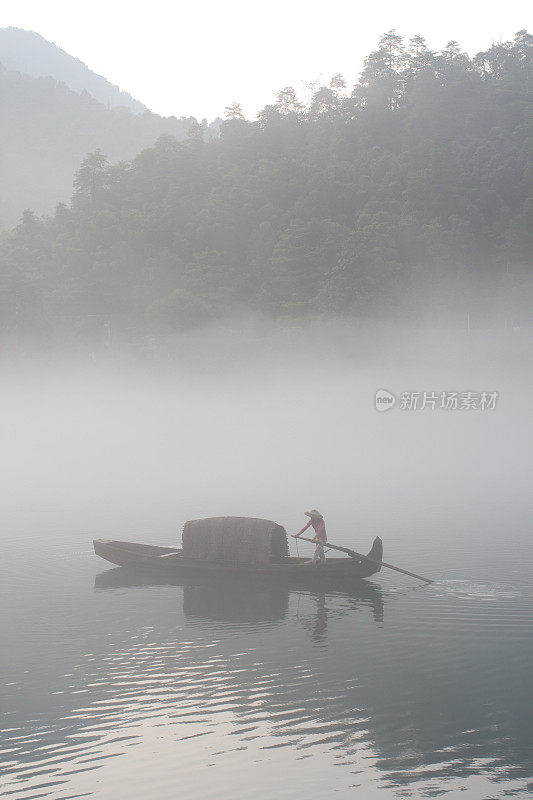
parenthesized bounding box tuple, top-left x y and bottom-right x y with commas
(0, 66, 205, 229)
(1, 30, 532, 342)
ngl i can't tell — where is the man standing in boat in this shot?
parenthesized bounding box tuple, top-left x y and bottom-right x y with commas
(293, 509, 327, 565)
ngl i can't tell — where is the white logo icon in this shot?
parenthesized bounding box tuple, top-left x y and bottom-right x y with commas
(375, 389, 396, 412)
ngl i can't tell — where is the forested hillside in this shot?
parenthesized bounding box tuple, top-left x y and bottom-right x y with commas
(1, 30, 532, 342)
(0, 27, 146, 112)
(0, 66, 198, 228)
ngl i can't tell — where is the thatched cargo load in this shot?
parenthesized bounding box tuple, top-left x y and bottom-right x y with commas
(182, 517, 289, 565)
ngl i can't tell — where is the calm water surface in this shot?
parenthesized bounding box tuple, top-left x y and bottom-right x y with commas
(1, 343, 532, 799)
(2, 522, 532, 800)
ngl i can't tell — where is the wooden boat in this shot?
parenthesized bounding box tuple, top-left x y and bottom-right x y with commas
(93, 516, 383, 584)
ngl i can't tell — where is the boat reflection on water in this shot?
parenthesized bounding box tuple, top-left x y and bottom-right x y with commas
(4, 557, 532, 800)
(94, 567, 384, 626)
(85, 567, 531, 797)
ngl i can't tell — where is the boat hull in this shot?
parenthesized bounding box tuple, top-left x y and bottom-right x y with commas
(93, 537, 383, 583)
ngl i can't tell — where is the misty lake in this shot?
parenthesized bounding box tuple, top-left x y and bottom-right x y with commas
(1, 326, 533, 799)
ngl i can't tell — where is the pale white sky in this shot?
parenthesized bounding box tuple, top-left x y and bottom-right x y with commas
(1, 1, 531, 120)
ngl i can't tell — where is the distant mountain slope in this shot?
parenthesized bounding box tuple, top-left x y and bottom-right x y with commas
(0, 27, 146, 113)
(0, 64, 195, 227)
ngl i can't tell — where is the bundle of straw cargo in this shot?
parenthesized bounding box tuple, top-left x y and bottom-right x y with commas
(182, 517, 289, 565)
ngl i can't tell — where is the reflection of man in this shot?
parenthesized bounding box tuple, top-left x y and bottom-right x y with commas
(294, 509, 327, 565)
(298, 593, 328, 643)
(312, 594, 327, 642)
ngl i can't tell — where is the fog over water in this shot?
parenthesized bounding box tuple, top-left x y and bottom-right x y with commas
(2, 320, 533, 799)
(1, 320, 531, 552)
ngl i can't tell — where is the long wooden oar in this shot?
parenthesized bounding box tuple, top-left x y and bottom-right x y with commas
(292, 534, 434, 584)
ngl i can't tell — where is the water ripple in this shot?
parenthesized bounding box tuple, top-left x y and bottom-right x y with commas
(2, 571, 532, 799)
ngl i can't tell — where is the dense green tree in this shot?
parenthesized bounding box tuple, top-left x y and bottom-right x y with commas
(224, 102, 245, 120)
(274, 87, 304, 118)
(73, 150, 110, 200)
(360, 29, 406, 110)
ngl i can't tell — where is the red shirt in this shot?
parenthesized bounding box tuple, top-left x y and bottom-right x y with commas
(299, 517, 327, 541)
(312, 518, 327, 541)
